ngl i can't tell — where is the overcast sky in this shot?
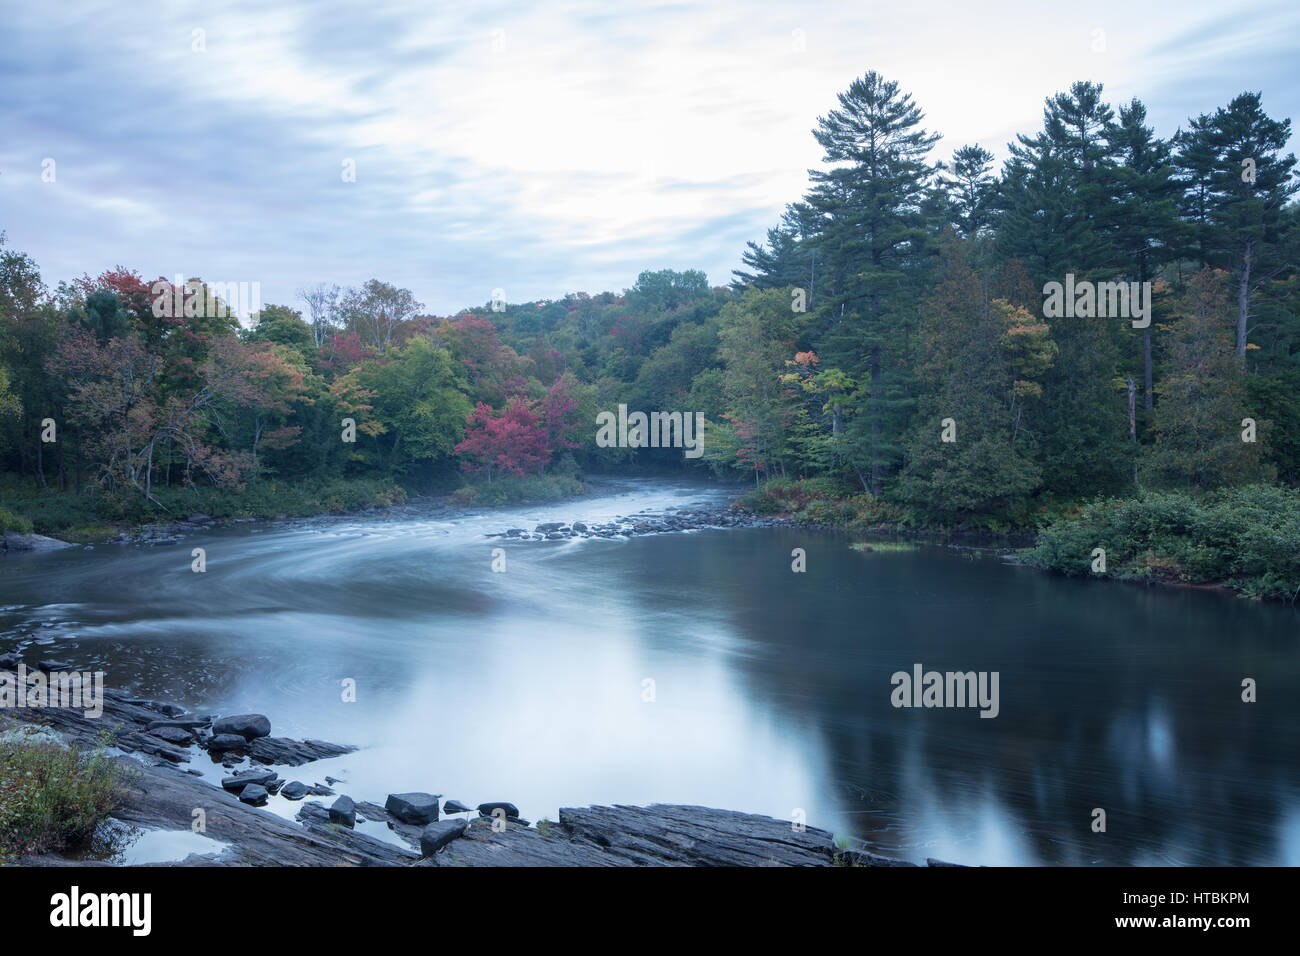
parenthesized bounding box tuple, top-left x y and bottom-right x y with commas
(1, 0, 1297, 318)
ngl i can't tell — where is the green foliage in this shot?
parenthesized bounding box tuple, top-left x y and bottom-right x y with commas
(0, 504, 33, 533)
(1026, 484, 1300, 599)
(736, 477, 902, 528)
(452, 473, 583, 507)
(0, 724, 134, 862)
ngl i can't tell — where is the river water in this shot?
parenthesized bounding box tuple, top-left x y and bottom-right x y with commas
(2, 477, 1298, 865)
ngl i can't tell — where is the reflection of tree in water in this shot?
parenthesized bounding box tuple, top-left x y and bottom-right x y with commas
(714, 528, 1300, 865)
(74, 818, 142, 863)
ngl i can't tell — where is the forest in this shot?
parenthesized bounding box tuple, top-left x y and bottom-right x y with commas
(1, 73, 1298, 554)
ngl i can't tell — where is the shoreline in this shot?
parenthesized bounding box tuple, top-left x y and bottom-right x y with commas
(3, 672, 945, 868)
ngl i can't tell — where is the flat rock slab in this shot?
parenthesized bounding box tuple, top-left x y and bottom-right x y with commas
(556, 804, 838, 866)
(248, 736, 356, 766)
(418, 805, 845, 867)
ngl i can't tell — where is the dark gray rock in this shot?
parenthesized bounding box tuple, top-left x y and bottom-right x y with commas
(329, 796, 356, 827)
(212, 713, 271, 740)
(221, 768, 278, 792)
(238, 784, 269, 805)
(280, 781, 311, 800)
(385, 792, 440, 825)
(248, 736, 355, 766)
(207, 733, 249, 753)
(478, 801, 520, 819)
(420, 819, 468, 856)
(146, 718, 209, 731)
(442, 799, 472, 814)
(535, 522, 566, 533)
(151, 726, 193, 746)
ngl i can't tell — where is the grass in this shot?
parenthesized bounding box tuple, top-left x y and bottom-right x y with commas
(850, 541, 920, 553)
(0, 721, 134, 862)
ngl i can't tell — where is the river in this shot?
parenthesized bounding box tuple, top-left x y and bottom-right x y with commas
(2, 477, 1298, 865)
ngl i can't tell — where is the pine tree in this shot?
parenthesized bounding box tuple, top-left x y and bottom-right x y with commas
(1108, 98, 1181, 412)
(1173, 92, 1298, 361)
(801, 71, 939, 493)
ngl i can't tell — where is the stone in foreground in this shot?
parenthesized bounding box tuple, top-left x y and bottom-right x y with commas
(385, 792, 440, 824)
(329, 795, 356, 827)
(420, 819, 468, 856)
(238, 784, 269, 805)
(222, 768, 278, 792)
(212, 713, 272, 740)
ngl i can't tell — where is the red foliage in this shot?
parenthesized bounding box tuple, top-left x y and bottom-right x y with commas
(454, 398, 550, 480)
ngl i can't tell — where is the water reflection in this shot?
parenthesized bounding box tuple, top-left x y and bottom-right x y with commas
(1, 479, 1297, 865)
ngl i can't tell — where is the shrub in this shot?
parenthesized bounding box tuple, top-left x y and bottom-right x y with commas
(0, 723, 134, 862)
(1025, 484, 1300, 600)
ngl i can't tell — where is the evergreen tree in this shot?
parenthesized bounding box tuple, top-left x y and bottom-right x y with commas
(1173, 92, 1298, 360)
(801, 71, 939, 493)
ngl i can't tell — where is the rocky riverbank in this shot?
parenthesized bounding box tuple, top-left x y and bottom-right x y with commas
(486, 504, 777, 541)
(3, 666, 954, 867)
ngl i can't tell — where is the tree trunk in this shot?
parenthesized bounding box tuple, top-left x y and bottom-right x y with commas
(1237, 238, 1253, 363)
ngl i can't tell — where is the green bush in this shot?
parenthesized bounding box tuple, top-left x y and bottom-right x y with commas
(734, 478, 901, 527)
(0, 724, 134, 862)
(0, 506, 33, 534)
(454, 473, 583, 507)
(1025, 484, 1300, 600)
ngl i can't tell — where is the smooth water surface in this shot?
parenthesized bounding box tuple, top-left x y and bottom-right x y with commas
(2, 478, 1297, 865)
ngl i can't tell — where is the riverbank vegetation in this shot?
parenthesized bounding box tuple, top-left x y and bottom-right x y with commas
(1027, 485, 1300, 600)
(1, 75, 1296, 566)
(0, 723, 131, 862)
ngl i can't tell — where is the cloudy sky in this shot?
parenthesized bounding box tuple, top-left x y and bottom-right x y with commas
(2, 0, 1297, 318)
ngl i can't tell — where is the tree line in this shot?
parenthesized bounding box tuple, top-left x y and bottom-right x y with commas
(1, 72, 1297, 527)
